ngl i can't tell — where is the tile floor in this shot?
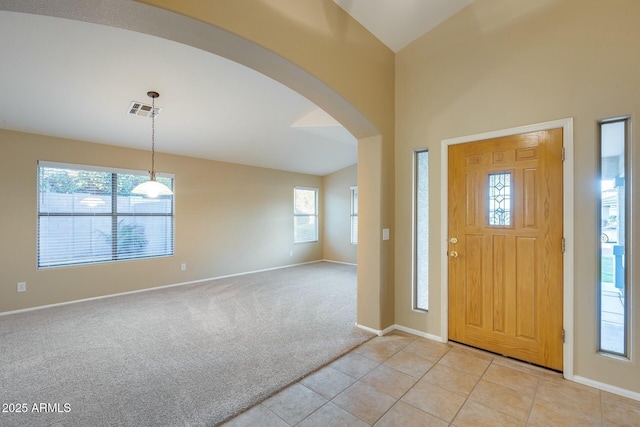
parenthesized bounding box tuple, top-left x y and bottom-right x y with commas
(223, 332, 640, 426)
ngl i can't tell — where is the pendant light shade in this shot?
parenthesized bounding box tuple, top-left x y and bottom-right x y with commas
(131, 91, 173, 198)
(131, 173, 173, 198)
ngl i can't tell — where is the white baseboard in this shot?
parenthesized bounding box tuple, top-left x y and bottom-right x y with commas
(356, 323, 395, 336)
(573, 375, 640, 402)
(391, 324, 446, 343)
(322, 259, 357, 266)
(0, 260, 324, 317)
(355, 323, 386, 336)
(355, 323, 444, 343)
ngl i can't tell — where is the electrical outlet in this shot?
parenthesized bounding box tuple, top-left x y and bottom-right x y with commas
(289, 250, 293, 257)
(181, 263, 187, 271)
(17, 282, 27, 292)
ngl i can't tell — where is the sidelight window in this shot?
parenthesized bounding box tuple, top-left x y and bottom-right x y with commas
(598, 118, 629, 357)
(414, 150, 429, 311)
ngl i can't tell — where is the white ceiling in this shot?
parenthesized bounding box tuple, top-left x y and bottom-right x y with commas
(0, 2, 473, 176)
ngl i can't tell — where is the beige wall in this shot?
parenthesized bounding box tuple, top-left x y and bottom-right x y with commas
(323, 164, 357, 264)
(0, 129, 323, 313)
(395, 0, 639, 393)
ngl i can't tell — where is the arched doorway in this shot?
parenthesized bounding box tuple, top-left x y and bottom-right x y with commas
(0, 0, 389, 330)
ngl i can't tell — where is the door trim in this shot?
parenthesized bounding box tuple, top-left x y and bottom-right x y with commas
(440, 118, 574, 379)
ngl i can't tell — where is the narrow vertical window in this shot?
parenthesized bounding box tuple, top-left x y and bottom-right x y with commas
(488, 172, 512, 226)
(598, 118, 629, 356)
(294, 187, 318, 243)
(350, 186, 358, 244)
(414, 150, 429, 311)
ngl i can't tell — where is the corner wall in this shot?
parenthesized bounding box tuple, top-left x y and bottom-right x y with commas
(323, 164, 357, 264)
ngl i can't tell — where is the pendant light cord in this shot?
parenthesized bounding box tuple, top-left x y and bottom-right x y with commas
(131, 90, 172, 197)
(151, 94, 156, 180)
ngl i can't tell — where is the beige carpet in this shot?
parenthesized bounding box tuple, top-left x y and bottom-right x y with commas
(0, 262, 373, 426)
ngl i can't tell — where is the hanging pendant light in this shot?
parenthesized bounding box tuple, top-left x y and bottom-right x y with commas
(131, 91, 174, 198)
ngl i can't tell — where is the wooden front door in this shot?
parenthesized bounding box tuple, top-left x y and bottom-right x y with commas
(448, 128, 564, 370)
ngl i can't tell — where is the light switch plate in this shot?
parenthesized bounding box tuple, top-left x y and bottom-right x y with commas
(382, 228, 390, 241)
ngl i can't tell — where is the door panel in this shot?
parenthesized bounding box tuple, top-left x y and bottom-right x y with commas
(448, 129, 563, 370)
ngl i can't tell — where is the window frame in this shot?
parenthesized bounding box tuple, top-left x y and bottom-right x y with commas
(597, 117, 631, 358)
(293, 186, 319, 244)
(413, 149, 429, 312)
(487, 171, 513, 227)
(37, 161, 174, 269)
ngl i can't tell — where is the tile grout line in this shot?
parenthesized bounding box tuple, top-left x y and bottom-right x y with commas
(370, 338, 458, 425)
(307, 335, 419, 426)
(259, 401, 293, 427)
(479, 358, 546, 424)
(364, 335, 425, 425)
(291, 384, 329, 427)
(354, 335, 420, 425)
(524, 365, 543, 426)
(281, 337, 389, 425)
(446, 352, 495, 425)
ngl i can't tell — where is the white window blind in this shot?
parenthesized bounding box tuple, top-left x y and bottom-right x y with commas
(37, 161, 174, 268)
(294, 187, 318, 243)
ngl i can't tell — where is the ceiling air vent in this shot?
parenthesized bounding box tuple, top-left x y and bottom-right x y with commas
(128, 101, 162, 118)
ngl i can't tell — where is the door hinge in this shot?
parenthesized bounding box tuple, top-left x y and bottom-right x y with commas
(562, 147, 565, 161)
(562, 329, 566, 343)
(562, 238, 566, 253)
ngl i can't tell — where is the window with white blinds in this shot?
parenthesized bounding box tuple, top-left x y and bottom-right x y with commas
(37, 161, 174, 268)
(350, 186, 358, 244)
(294, 187, 318, 243)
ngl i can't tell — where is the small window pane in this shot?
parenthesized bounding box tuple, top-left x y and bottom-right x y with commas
(350, 186, 358, 244)
(294, 188, 317, 215)
(116, 216, 173, 259)
(38, 216, 113, 267)
(294, 187, 318, 243)
(39, 168, 113, 214)
(294, 215, 317, 243)
(117, 174, 173, 214)
(488, 172, 512, 226)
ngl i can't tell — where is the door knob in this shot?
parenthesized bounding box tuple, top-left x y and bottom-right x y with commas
(449, 237, 458, 244)
(449, 251, 458, 258)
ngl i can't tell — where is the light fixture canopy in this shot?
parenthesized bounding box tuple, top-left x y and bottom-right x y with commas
(131, 91, 174, 198)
